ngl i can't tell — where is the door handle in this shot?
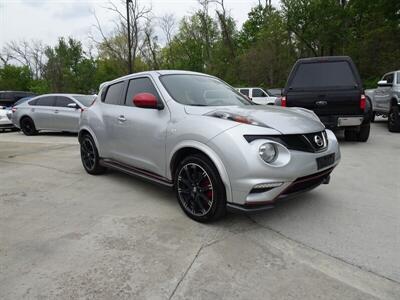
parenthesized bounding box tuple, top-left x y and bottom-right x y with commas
(54, 110, 59, 114)
(118, 115, 126, 122)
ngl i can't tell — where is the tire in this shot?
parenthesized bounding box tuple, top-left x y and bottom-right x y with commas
(344, 123, 370, 142)
(174, 153, 226, 222)
(371, 111, 376, 123)
(358, 122, 370, 142)
(20, 117, 37, 136)
(80, 134, 106, 175)
(388, 105, 400, 132)
(344, 128, 358, 141)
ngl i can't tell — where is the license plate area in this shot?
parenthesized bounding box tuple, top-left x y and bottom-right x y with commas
(337, 117, 363, 127)
(316, 153, 335, 170)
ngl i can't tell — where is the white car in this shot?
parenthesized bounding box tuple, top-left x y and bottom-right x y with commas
(0, 106, 15, 131)
(237, 87, 277, 105)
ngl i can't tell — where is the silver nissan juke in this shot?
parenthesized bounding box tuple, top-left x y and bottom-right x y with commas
(79, 70, 340, 222)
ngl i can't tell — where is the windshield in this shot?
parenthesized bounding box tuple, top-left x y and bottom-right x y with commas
(160, 74, 252, 106)
(290, 61, 357, 89)
(72, 95, 96, 107)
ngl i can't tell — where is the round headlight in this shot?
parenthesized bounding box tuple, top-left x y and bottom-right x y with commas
(259, 143, 277, 163)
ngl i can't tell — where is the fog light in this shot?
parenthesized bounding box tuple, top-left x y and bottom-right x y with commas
(259, 143, 277, 163)
(250, 182, 283, 194)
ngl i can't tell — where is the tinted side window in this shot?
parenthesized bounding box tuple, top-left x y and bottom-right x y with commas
(252, 89, 266, 97)
(397, 73, 400, 84)
(290, 61, 357, 89)
(36, 96, 56, 106)
(240, 89, 249, 96)
(125, 77, 161, 107)
(104, 82, 124, 105)
(55, 96, 74, 107)
(384, 73, 394, 84)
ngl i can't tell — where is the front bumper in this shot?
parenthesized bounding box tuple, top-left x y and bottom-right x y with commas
(0, 117, 15, 129)
(208, 127, 340, 207)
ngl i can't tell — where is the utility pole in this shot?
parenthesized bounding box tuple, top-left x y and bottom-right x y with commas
(126, 0, 132, 74)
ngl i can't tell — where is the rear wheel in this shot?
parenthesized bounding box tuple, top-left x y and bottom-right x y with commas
(80, 134, 106, 175)
(20, 117, 37, 136)
(344, 123, 370, 142)
(174, 154, 226, 222)
(388, 105, 400, 132)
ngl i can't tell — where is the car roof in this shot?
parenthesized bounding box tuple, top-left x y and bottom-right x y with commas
(295, 56, 353, 63)
(102, 70, 214, 87)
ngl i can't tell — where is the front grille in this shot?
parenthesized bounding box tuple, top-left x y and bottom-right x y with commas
(281, 168, 333, 196)
(244, 131, 328, 153)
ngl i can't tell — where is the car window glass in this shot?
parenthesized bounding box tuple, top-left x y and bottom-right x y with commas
(36, 96, 55, 106)
(239, 89, 249, 96)
(252, 89, 266, 97)
(125, 77, 161, 107)
(290, 61, 357, 89)
(384, 73, 394, 84)
(397, 73, 400, 84)
(55, 96, 74, 107)
(104, 82, 124, 105)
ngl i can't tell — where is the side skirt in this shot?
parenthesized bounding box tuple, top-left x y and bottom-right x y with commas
(99, 158, 173, 188)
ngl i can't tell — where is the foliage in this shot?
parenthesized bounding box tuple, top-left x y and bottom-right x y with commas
(1, 0, 399, 92)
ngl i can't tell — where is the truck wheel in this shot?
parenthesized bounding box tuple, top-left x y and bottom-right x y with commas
(357, 123, 370, 142)
(371, 112, 376, 123)
(388, 105, 400, 132)
(344, 129, 358, 141)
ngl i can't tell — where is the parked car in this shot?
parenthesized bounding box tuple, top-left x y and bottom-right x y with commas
(6, 96, 35, 122)
(237, 87, 277, 105)
(267, 88, 283, 97)
(369, 71, 400, 132)
(0, 91, 36, 107)
(0, 106, 16, 131)
(79, 70, 340, 222)
(277, 56, 372, 142)
(12, 94, 96, 135)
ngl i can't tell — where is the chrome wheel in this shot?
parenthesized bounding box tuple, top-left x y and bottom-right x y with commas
(177, 163, 214, 217)
(81, 137, 96, 171)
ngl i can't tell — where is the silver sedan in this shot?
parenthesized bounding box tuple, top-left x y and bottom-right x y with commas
(79, 71, 340, 222)
(12, 94, 96, 135)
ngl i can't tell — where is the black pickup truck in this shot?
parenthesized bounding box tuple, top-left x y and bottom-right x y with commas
(280, 56, 371, 142)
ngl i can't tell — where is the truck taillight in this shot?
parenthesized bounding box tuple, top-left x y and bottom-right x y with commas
(360, 95, 366, 111)
(281, 96, 287, 107)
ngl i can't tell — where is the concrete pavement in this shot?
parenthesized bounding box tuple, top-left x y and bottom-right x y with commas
(0, 121, 399, 299)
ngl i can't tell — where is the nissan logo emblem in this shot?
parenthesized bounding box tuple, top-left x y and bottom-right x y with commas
(314, 135, 324, 147)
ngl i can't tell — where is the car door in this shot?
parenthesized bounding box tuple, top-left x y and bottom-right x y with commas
(375, 73, 393, 112)
(100, 81, 126, 159)
(111, 76, 170, 177)
(251, 88, 269, 105)
(32, 96, 56, 129)
(53, 96, 81, 132)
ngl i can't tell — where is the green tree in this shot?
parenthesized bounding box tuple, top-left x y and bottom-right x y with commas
(0, 65, 32, 90)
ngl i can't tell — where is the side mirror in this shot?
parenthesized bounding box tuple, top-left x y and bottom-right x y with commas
(67, 103, 79, 109)
(133, 93, 163, 109)
(377, 80, 390, 87)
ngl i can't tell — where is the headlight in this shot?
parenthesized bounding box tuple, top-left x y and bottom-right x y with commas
(259, 143, 277, 163)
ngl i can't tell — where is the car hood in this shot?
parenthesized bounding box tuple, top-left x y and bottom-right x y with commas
(184, 105, 324, 134)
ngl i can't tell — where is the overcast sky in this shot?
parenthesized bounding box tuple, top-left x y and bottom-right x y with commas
(0, 0, 280, 49)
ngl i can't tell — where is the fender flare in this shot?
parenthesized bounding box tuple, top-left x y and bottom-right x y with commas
(168, 140, 233, 204)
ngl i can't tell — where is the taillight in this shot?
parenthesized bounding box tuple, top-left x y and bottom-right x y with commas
(360, 94, 366, 111)
(281, 96, 287, 107)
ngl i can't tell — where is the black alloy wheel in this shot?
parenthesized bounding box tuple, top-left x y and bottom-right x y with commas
(175, 154, 226, 222)
(20, 117, 37, 136)
(388, 105, 400, 132)
(80, 134, 106, 175)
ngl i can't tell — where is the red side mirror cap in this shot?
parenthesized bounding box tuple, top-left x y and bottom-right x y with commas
(133, 93, 160, 109)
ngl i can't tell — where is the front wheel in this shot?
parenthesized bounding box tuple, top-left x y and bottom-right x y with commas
(174, 154, 226, 222)
(80, 134, 106, 175)
(388, 105, 400, 132)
